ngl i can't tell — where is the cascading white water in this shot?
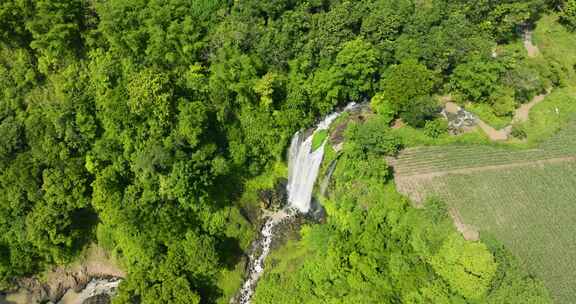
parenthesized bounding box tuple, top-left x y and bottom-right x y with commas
(58, 278, 121, 304)
(286, 112, 340, 213)
(237, 210, 294, 304)
(235, 103, 358, 304)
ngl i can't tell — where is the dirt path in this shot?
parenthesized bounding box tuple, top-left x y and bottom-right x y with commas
(449, 208, 479, 241)
(514, 93, 547, 123)
(475, 119, 510, 141)
(441, 29, 546, 141)
(444, 101, 510, 140)
(443, 89, 549, 141)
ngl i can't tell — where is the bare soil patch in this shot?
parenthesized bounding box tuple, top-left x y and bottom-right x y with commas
(449, 208, 479, 241)
(514, 93, 547, 123)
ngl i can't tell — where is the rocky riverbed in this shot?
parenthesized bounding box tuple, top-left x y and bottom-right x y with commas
(0, 245, 124, 304)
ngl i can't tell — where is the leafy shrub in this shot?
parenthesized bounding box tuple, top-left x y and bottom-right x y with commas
(430, 234, 498, 300)
(380, 60, 438, 127)
(490, 87, 517, 117)
(511, 123, 527, 139)
(346, 118, 403, 157)
(399, 95, 440, 128)
(502, 63, 546, 103)
(370, 93, 396, 125)
(424, 119, 449, 138)
(450, 56, 504, 103)
(424, 197, 450, 223)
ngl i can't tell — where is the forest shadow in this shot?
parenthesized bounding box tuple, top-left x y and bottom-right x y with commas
(216, 236, 243, 271)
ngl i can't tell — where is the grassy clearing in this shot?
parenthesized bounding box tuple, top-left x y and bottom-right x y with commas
(442, 14, 576, 146)
(263, 239, 311, 276)
(406, 163, 576, 304)
(239, 162, 287, 213)
(215, 161, 288, 302)
(534, 14, 576, 84)
(525, 86, 576, 144)
(216, 261, 246, 304)
(390, 123, 491, 147)
(521, 13, 576, 144)
(466, 103, 513, 130)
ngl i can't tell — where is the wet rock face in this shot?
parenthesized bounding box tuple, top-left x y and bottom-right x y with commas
(306, 198, 326, 224)
(82, 293, 111, 304)
(329, 111, 370, 148)
(258, 178, 288, 211)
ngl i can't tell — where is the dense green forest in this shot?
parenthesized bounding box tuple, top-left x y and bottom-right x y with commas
(1, 0, 575, 303)
(253, 117, 552, 303)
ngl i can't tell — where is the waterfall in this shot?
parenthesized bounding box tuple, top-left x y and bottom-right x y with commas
(287, 114, 336, 212)
(287, 103, 357, 212)
(235, 103, 358, 304)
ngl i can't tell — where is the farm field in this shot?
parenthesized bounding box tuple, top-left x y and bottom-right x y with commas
(392, 119, 576, 178)
(411, 163, 576, 303)
(392, 121, 576, 304)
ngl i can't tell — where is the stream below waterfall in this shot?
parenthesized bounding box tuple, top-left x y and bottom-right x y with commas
(234, 103, 359, 304)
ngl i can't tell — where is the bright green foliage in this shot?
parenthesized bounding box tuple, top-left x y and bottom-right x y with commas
(424, 119, 449, 138)
(0, 1, 32, 48)
(333, 38, 380, 101)
(463, 0, 545, 42)
(406, 162, 576, 304)
(393, 123, 576, 303)
(26, 0, 88, 73)
(534, 13, 576, 84)
(485, 237, 553, 304)
(502, 62, 547, 103)
(0, 0, 557, 302)
(489, 87, 517, 117)
(379, 60, 437, 126)
(307, 38, 379, 113)
(381, 60, 436, 111)
(254, 118, 548, 303)
(346, 118, 403, 157)
(311, 130, 328, 152)
(430, 234, 497, 300)
(395, 12, 493, 72)
(450, 56, 504, 102)
(370, 93, 396, 124)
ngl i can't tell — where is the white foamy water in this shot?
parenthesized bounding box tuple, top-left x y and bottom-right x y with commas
(287, 104, 357, 212)
(237, 209, 294, 304)
(58, 278, 121, 304)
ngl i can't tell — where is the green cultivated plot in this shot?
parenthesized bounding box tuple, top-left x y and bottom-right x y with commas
(394, 120, 576, 176)
(393, 122, 576, 303)
(414, 164, 576, 303)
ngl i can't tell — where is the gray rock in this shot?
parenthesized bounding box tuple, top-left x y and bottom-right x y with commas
(82, 294, 111, 304)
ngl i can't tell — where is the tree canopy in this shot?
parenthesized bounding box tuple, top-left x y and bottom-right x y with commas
(0, 0, 557, 302)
